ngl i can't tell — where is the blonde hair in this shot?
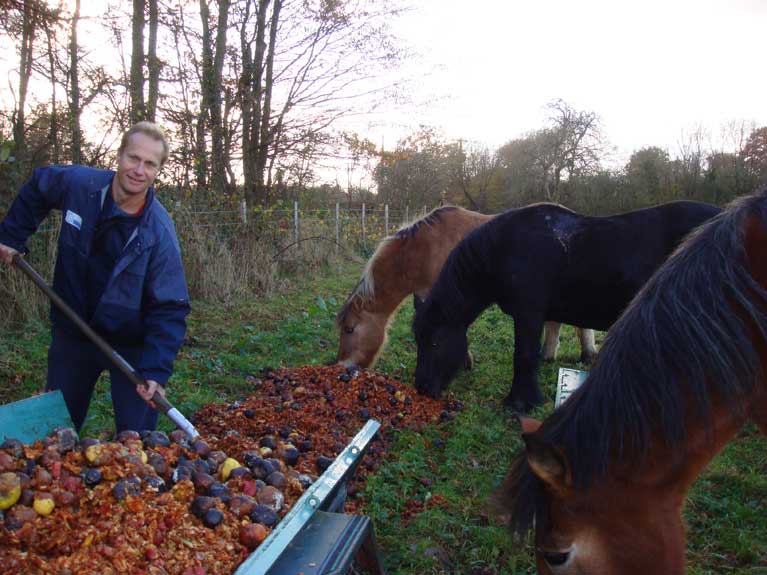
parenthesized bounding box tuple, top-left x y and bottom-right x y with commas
(118, 121, 169, 165)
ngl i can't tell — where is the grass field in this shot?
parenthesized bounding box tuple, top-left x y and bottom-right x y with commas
(1, 260, 765, 574)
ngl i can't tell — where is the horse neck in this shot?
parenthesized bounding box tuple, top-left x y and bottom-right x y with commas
(365, 241, 418, 316)
(614, 396, 747, 503)
(430, 262, 492, 328)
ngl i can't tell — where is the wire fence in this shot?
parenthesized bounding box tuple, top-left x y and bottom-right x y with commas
(169, 201, 433, 259)
(0, 201, 436, 329)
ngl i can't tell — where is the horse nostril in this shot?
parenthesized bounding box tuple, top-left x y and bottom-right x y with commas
(539, 549, 571, 568)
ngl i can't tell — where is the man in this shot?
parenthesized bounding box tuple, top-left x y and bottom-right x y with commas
(0, 122, 190, 433)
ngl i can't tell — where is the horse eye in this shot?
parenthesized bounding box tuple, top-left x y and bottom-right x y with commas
(344, 326, 355, 334)
(431, 340, 438, 348)
(541, 550, 571, 568)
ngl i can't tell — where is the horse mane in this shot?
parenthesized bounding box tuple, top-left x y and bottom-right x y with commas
(502, 189, 767, 539)
(336, 205, 461, 326)
(412, 213, 496, 332)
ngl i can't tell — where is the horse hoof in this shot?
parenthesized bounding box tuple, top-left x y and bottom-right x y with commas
(503, 398, 533, 414)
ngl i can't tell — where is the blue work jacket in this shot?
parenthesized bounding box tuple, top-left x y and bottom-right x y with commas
(0, 165, 190, 385)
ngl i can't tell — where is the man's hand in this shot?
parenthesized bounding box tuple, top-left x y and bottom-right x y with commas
(137, 379, 165, 408)
(0, 243, 19, 266)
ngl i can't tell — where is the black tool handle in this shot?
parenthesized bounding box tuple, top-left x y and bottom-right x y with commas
(12, 254, 198, 439)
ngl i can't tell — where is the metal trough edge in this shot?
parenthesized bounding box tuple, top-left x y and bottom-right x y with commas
(234, 418, 381, 575)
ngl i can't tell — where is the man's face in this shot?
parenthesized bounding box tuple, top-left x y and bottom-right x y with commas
(115, 132, 164, 198)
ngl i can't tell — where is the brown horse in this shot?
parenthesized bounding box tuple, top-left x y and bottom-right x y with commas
(497, 190, 767, 574)
(336, 206, 596, 368)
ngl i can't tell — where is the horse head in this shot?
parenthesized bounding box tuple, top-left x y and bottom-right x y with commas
(413, 302, 468, 398)
(336, 302, 388, 368)
(502, 417, 687, 575)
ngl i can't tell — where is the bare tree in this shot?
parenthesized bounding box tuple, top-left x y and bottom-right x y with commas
(199, 0, 230, 196)
(68, 0, 82, 163)
(145, 0, 160, 121)
(129, 0, 146, 123)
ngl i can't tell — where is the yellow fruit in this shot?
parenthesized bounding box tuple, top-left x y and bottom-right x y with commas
(33, 495, 55, 516)
(220, 458, 241, 481)
(85, 444, 103, 463)
(0, 472, 21, 510)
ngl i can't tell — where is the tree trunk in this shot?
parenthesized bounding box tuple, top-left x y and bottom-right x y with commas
(145, 0, 159, 122)
(209, 0, 230, 196)
(240, 0, 270, 205)
(43, 17, 59, 164)
(14, 0, 37, 157)
(69, 0, 82, 164)
(254, 0, 281, 204)
(129, 0, 146, 124)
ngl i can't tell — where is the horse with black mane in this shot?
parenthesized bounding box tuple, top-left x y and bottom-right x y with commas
(413, 199, 721, 413)
(336, 206, 597, 370)
(496, 189, 767, 574)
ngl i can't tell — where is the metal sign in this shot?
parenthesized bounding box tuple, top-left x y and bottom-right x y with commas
(555, 368, 588, 408)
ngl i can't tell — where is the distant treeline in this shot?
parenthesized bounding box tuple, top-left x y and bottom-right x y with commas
(1, 1, 765, 217)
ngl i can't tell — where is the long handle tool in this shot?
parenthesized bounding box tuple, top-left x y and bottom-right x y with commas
(12, 254, 199, 440)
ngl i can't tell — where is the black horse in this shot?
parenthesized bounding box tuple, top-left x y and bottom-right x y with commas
(413, 200, 722, 413)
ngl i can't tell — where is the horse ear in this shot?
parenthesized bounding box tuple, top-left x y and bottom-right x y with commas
(517, 415, 542, 434)
(523, 433, 572, 494)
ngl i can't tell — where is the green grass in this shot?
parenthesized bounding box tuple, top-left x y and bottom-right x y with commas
(1, 261, 765, 573)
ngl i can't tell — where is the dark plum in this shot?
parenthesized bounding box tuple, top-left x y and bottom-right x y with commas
(116, 430, 141, 443)
(191, 471, 216, 492)
(144, 475, 167, 492)
(52, 428, 78, 453)
(282, 447, 300, 467)
(143, 431, 171, 449)
(171, 465, 193, 484)
(242, 451, 261, 469)
(82, 468, 102, 487)
(249, 504, 278, 527)
(202, 508, 224, 528)
(192, 440, 212, 458)
(265, 471, 287, 489)
(228, 467, 252, 480)
(190, 495, 217, 518)
(297, 440, 312, 453)
(148, 452, 169, 477)
(207, 482, 231, 503)
(248, 458, 274, 480)
(316, 456, 333, 472)
(1, 438, 23, 458)
(113, 476, 141, 500)
(259, 436, 278, 450)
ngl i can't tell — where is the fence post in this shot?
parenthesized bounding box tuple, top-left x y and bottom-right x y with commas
(361, 202, 366, 249)
(405, 205, 409, 225)
(384, 204, 389, 236)
(240, 199, 247, 225)
(294, 200, 299, 245)
(335, 202, 340, 255)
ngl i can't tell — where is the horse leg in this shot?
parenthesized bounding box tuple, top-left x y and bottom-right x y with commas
(578, 328, 598, 363)
(504, 314, 545, 413)
(541, 322, 561, 363)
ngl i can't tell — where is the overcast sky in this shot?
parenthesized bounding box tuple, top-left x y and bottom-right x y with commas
(357, 0, 767, 164)
(2, 0, 764, 173)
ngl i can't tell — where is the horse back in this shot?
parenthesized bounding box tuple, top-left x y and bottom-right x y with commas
(487, 201, 721, 330)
